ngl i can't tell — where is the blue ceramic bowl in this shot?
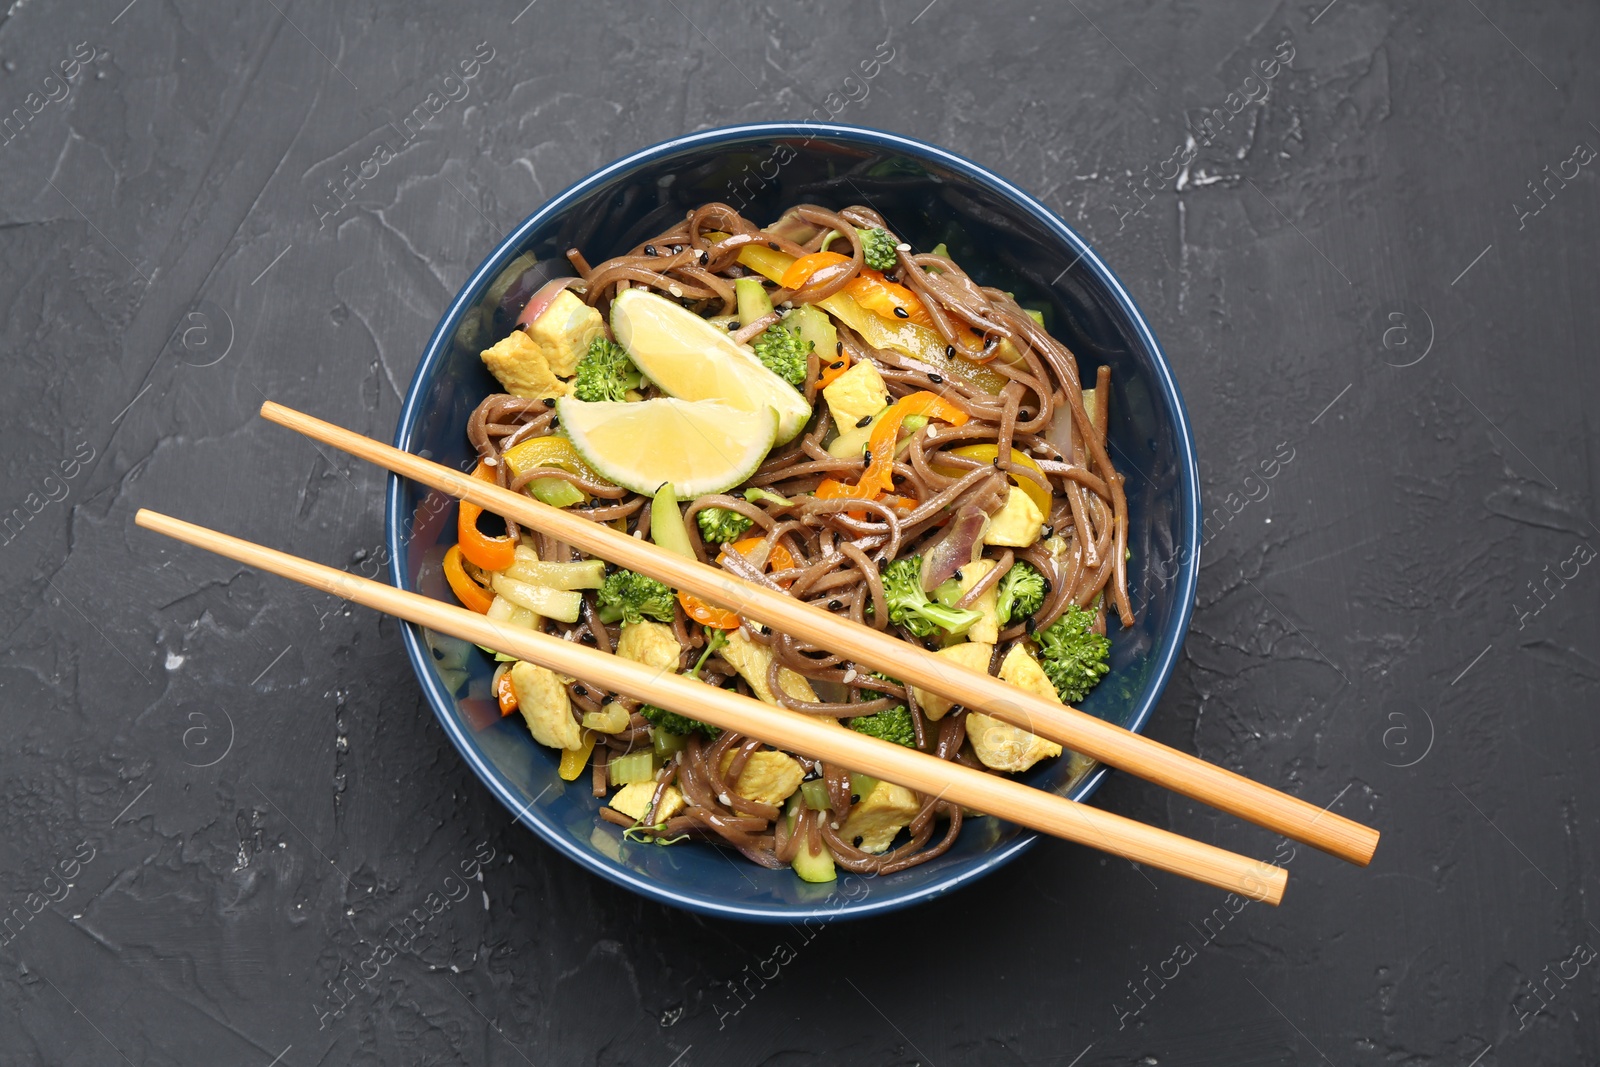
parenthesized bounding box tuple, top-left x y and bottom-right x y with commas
(387, 123, 1200, 922)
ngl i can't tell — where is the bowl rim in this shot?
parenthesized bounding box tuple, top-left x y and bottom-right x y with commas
(386, 121, 1201, 922)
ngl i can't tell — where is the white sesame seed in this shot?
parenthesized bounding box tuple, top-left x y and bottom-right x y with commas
(895, 242, 911, 252)
(667, 284, 684, 298)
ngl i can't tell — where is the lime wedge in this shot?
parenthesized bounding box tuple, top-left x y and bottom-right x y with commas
(610, 288, 813, 444)
(556, 396, 779, 497)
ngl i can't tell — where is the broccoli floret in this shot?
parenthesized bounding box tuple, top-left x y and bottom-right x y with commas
(640, 704, 719, 737)
(1034, 603, 1111, 704)
(859, 670, 899, 701)
(996, 561, 1047, 626)
(880, 556, 983, 639)
(848, 704, 915, 747)
(689, 627, 727, 678)
(750, 323, 811, 387)
(861, 227, 899, 272)
(596, 569, 675, 624)
(572, 336, 641, 402)
(696, 506, 753, 544)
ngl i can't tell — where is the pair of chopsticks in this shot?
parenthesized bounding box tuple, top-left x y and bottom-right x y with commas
(136, 402, 1381, 905)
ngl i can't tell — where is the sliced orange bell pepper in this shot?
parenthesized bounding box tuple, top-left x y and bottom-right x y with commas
(817, 348, 852, 389)
(860, 391, 970, 496)
(457, 462, 517, 572)
(845, 270, 933, 329)
(495, 669, 518, 716)
(443, 543, 496, 614)
(780, 250, 851, 289)
(678, 537, 798, 629)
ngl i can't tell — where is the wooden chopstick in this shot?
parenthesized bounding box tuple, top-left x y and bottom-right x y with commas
(260, 401, 1379, 868)
(134, 507, 1288, 904)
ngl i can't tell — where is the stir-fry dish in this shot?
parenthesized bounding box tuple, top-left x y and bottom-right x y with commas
(444, 202, 1131, 882)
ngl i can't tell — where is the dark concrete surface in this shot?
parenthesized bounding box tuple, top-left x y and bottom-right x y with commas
(1, 1, 1596, 1063)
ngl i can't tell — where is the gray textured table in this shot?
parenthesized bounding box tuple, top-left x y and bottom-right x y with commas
(2, 2, 1595, 1064)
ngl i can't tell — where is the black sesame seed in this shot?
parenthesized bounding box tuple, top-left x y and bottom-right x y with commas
(945, 345, 956, 358)
(1040, 578, 1052, 596)
(1018, 410, 1032, 420)
(726, 320, 739, 330)
(892, 306, 910, 319)
(992, 457, 1001, 467)
(671, 245, 683, 255)
(767, 241, 781, 251)
(884, 272, 899, 283)
(644, 245, 657, 256)
(542, 397, 556, 408)
(835, 341, 843, 355)
(573, 684, 588, 697)
(1041, 525, 1054, 539)
(827, 598, 843, 610)
(852, 835, 864, 847)
(830, 361, 845, 370)
(1025, 616, 1038, 634)
(856, 415, 873, 428)
(953, 568, 963, 581)
(549, 418, 559, 429)
(699, 251, 709, 264)
(927, 372, 943, 384)
(580, 632, 596, 645)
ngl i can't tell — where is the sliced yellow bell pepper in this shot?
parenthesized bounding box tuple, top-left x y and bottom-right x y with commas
(934, 443, 1053, 516)
(558, 731, 597, 781)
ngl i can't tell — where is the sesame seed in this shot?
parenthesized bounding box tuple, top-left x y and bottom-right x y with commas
(895, 242, 911, 252)
(828, 599, 843, 610)
(945, 345, 956, 358)
(726, 321, 739, 330)
(671, 245, 683, 254)
(830, 361, 845, 370)
(835, 341, 843, 355)
(667, 285, 683, 298)
(856, 415, 873, 428)
(768, 241, 781, 250)
(542, 397, 556, 407)
(927, 373, 943, 384)
(644, 245, 657, 256)
(573, 684, 587, 697)
(892, 306, 910, 318)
